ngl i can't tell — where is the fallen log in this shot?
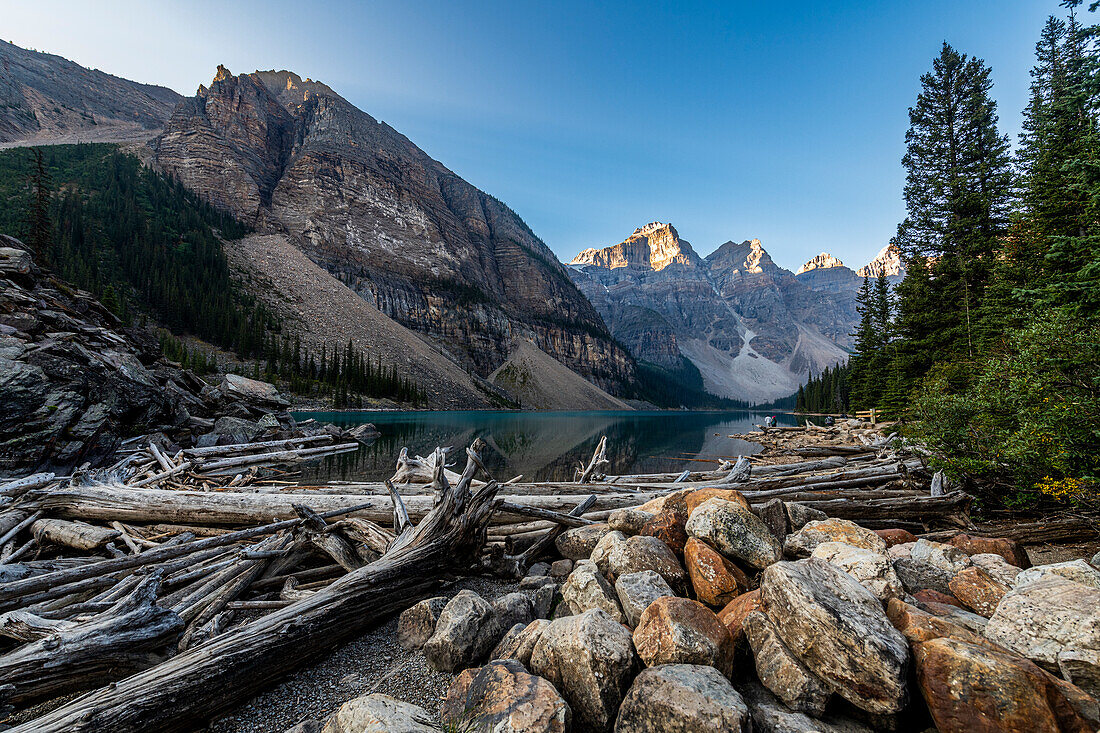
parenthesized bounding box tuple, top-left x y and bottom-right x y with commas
(32, 519, 119, 551)
(0, 574, 183, 708)
(0, 473, 55, 498)
(9, 445, 500, 733)
(796, 490, 973, 526)
(576, 436, 609, 483)
(921, 516, 1100, 545)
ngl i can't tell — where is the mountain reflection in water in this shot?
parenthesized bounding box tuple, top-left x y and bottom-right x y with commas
(292, 410, 800, 484)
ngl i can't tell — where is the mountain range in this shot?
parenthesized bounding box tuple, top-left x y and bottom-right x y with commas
(0, 40, 903, 406)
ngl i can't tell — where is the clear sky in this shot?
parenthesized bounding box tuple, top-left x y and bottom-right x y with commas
(2, 0, 1061, 270)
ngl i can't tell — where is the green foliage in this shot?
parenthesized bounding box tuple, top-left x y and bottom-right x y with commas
(906, 309, 1099, 506)
(795, 363, 851, 414)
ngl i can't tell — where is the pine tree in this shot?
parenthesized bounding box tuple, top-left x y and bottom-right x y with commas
(896, 43, 1013, 362)
(25, 148, 53, 263)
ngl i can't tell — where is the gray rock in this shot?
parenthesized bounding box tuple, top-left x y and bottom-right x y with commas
(608, 508, 655, 536)
(743, 610, 831, 716)
(970, 552, 1023, 587)
(740, 680, 875, 733)
(615, 570, 674, 627)
(493, 592, 535, 631)
(555, 523, 611, 561)
(783, 518, 887, 558)
(423, 590, 501, 672)
(785, 502, 828, 531)
(686, 497, 781, 570)
(0, 246, 32, 278)
(615, 664, 750, 733)
(519, 575, 557, 591)
(256, 412, 281, 431)
(607, 534, 687, 591)
(752, 498, 790, 544)
(561, 561, 625, 623)
(589, 530, 627, 574)
(319, 694, 434, 733)
(442, 658, 570, 733)
(212, 416, 259, 444)
(1092, 551, 1100, 569)
(527, 562, 551, 578)
(760, 558, 910, 715)
(1014, 560, 1100, 590)
(1058, 647, 1100, 700)
(220, 373, 289, 407)
(528, 609, 638, 732)
(530, 582, 560, 619)
(985, 575, 1100, 682)
(396, 596, 447, 650)
(811, 541, 903, 601)
(909, 539, 972, 574)
(892, 557, 956, 596)
(491, 618, 551, 668)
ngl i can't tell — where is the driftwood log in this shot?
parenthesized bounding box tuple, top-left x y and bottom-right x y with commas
(8, 446, 501, 733)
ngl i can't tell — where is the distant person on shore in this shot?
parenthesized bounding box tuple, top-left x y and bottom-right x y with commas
(824, 415, 835, 427)
(764, 415, 775, 429)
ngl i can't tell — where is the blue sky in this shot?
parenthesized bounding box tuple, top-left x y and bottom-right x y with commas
(3, 0, 1061, 270)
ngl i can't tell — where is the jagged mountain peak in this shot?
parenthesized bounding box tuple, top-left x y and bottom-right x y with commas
(707, 238, 780, 276)
(858, 242, 905, 279)
(570, 222, 700, 272)
(796, 252, 846, 275)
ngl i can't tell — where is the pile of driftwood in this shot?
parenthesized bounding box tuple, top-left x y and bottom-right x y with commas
(1, 420, 1082, 732)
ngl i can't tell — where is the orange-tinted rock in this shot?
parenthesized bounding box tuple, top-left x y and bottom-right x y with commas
(443, 659, 570, 733)
(915, 637, 1095, 733)
(948, 534, 1030, 569)
(886, 598, 988, 647)
(949, 566, 1009, 618)
(633, 596, 735, 677)
(637, 488, 693, 515)
(912, 589, 965, 609)
(640, 507, 689, 557)
(875, 528, 918, 547)
(717, 589, 762, 644)
(684, 537, 748, 607)
(685, 488, 750, 515)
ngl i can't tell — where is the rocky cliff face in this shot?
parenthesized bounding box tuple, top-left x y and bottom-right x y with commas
(0, 40, 181, 145)
(858, 243, 906, 282)
(153, 67, 633, 393)
(569, 225, 863, 402)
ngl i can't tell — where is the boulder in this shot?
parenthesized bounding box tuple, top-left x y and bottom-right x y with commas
(969, 553, 1023, 587)
(985, 575, 1100, 684)
(743, 610, 831, 715)
(607, 508, 654, 536)
(784, 501, 828, 531)
(810, 541, 904, 601)
(555, 523, 611, 561)
(442, 659, 570, 733)
(913, 598, 990, 635)
(947, 533, 1030, 568)
(684, 537, 748, 607)
(912, 588, 964, 608)
(530, 582, 559, 619)
(212, 416, 260, 444)
(423, 590, 501, 672)
(910, 539, 973, 574)
(219, 373, 289, 407)
(493, 592, 535, 631)
(686, 498, 781, 570)
(528, 609, 638, 733)
(893, 557, 956, 596)
(759, 559, 910, 714)
(740, 680, 875, 733)
(1014, 560, 1100, 590)
(320, 694, 434, 733)
(560, 561, 625, 623)
(640, 507, 689, 556)
(1092, 550, 1100, 569)
(549, 559, 572, 580)
(914, 637, 1097, 733)
(491, 619, 551, 667)
(875, 528, 918, 547)
(632, 596, 735, 677)
(527, 562, 551, 578)
(589, 530, 627, 574)
(887, 598, 986, 646)
(614, 570, 674, 627)
(948, 566, 1009, 617)
(751, 498, 790, 544)
(607, 534, 687, 592)
(891, 540, 972, 596)
(637, 488, 693, 515)
(718, 589, 762, 644)
(396, 596, 447, 650)
(1058, 648, 1100, 700)
(615, 664, 750, 733)
(783, 518, 887, 558)
(684, 487, 750, 515)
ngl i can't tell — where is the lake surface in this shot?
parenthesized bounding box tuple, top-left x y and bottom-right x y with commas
(292, 410, 800, 483)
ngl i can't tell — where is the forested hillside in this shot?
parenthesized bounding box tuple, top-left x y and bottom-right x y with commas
(0, 144, 425, 405)
(840, 7, 1100, 505)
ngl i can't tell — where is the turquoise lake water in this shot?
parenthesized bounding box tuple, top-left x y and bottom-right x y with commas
(291, 410, 800, 483)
